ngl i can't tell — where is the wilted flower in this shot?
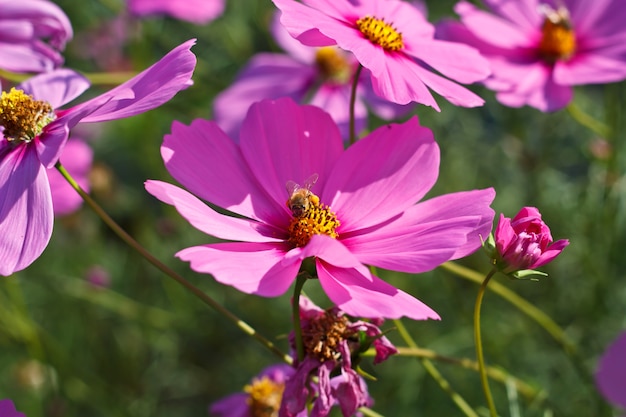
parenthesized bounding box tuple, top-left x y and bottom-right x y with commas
(272, 0, 490, 110)
(214, 15, 411, 139)
(146, 97, 495, 320)
(437, 0, 626, 111)
(595, 331, 626, 412)
(491, 207, 569, 276)
(0, 399, 25, 417)
(281, 297, 394, 417)
(128, 0, 224, 24)
(210, 364, 300, 417)
(0, 0, 72, 73)
(0, 40, 196, 276)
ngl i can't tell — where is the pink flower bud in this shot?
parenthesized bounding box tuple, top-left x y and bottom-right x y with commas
(495, 207, 569, 274)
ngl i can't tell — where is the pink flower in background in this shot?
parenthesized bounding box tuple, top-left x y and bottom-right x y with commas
(494, 207, 569, 274)
(146, 98, 495, 320)
(0, 0, 72, 73)
(595, 331, 626, 412)
(0, 40, 196, 276)
(214, 15, 411, 139)
(272, 0, 490, 110)
(210, 364, 301, 417)
(47, 138, 93, 216)
(0, 399, 25, 417)
(128, 0, 224, 24)
(437, 0, 626, 111)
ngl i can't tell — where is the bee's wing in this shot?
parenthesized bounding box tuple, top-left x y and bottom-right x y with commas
(303, 173, 319, 191)
(286, 180, 300, 195)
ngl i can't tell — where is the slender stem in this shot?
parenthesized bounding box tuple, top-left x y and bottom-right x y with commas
(349, 65, 363, 145)
(55, 162, 291, 364)
(0, 69, 137, 86)
(292, 273, 308, 362)
(566, 101, 611, 139)
(474, 268, 498, 417)
(394, 319, 480, 417)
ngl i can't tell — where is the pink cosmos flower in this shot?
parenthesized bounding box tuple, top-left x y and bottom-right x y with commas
(271, 0, 490, 110)
(145, 97, 495, 320)
(494, 207, 569, 275)
(210, 364, 303, 417)
(595, 331, 626, 413)
(0, 0, 72, 73)
(437, 0, 626, 111)
(0, 399, 25, 417)
(214, 15, 411, 139)
(0, 39, 196, 276)
(47, 138, 93, 216)
(128, 0, 224, 24)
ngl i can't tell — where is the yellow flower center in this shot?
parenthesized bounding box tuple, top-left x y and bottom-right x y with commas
(287, 191, 340, 248)
(538, 5, 576, 62)
(355, 15, 404, 51)
(302, 309, 352, 362)
(0, 88, 55, 143)
(244, 376, 285, 417)
(315, 47, 352, 84)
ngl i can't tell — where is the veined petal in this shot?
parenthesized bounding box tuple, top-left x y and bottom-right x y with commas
(128, 0, 224, 24)
(47, 139, 92, 216)
(482, 0, 542, 31)
(239, 98, 344, 212)
(177, 242, 298, 297)
(411, 64, 486, 108)
(0, 144, 52, 276)
(273, 0, 338, 46)
(78, 39, 196, 123)
(145, 180, 284, 242)
(20, 69, 90, 108)
(316, 262, 440, 320)
(324, 117, 439, 232)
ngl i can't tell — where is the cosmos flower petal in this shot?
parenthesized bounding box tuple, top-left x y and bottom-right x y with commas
(273, 0, 337, 46)
(209, 393, 249, 417)
(47, 138, 92, 216)
(239, 99, 344, 210)
(0, 399, 25, 417)
(316, 261, 440, 320)
(145, 180, 283, 243)
(411, 64, 485, 108)
(160, 119, 279, 223)
(309, 85, 367, 140)
(20, 69, 90, 108)
(78, 39, 196, 123)
(482, 0, 542, 31)
(595, 331, 626, 410)
(177, 242, 299, 297)
(531, 239, 570, 269)
(345, 189, 496, 272)
(555, 53, 626, 85)
(0, 145, 52, 276)
(324, 117, 439, 232)
(128, 0, 224, 24)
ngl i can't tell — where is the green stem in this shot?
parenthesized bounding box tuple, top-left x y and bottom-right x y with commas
(292, 273, 308, 362)
(349, 65, 363, 145)
(55, 162, 291, 364)
(566, 101, 611, 139)
(474, 268, 498, 417)
(0, 69, 137, 86)
(394, 319, 480, 417)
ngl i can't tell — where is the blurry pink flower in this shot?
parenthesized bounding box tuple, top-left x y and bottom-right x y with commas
(214, 15, 411, 139)
(146, 97, 495, 320)
(437, 0, 626, 111)
(210, 364, 301, 417)
(128, 0, 224, 24)
(494, 207, 569, 274)
(595, 331, 626, 412)
(0, 399, 25, 417)
(0, 40, 196, 276)
(47, 138, 93, 216)
(272, 0, 490, 110)
(0, 0, 72, 73)
(85, 265, 111, 289)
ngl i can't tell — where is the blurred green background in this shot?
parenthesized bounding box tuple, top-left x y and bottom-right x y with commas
(1, 0, 625, 416)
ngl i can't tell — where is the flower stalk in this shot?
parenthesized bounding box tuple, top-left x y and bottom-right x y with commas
(292, 273, 308, 362)
(474, 267, 498, 417)
(349, 64, 363, 145)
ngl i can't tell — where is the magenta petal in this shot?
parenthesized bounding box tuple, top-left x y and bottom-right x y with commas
(209, 393, 249, 417)
(20, 69, 90, 108)
(145, 180, 283, 243)
(531, 239, 570, 269)
(79, 39, 196, 123)
(47, 138, 92, 216)
(316, 261, 440, 320)
(128, 0, 224, 24)
(596, 331, 626, 410)
(324, 117, 439, 232)
(0, 145, 53, 276)
(177, 242, 298, 297)
(0, 399, 26, 417)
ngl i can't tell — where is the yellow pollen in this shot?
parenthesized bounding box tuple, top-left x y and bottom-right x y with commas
(538, 7, 576, 61)
(302, 310, 351, 362)
(244, 376, 285, 417)
(356, 15, 404, 51)
(315, 47, 352, 84)
(0, 88, 55, 143)
(287, 193, 339, 248)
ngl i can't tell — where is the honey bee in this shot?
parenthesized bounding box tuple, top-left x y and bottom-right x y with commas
(286, 173, 320, 217)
